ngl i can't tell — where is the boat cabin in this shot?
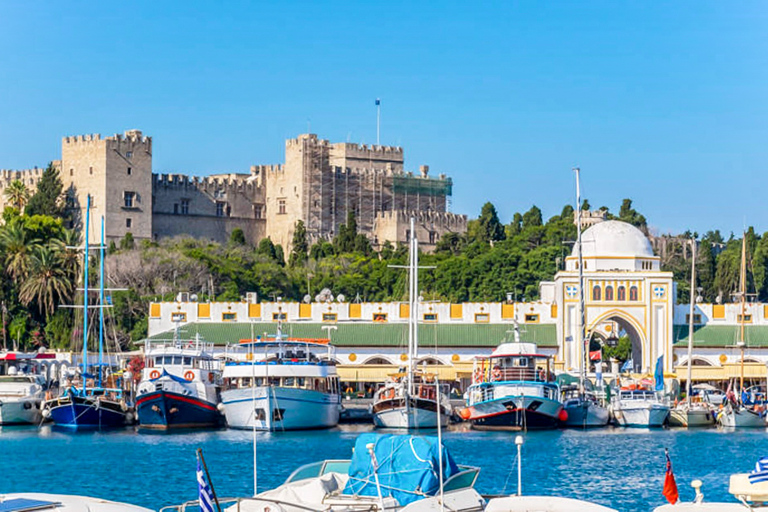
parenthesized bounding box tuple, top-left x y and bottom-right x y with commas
(473, 343, 554, 384)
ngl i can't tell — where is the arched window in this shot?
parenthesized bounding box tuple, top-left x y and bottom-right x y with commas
(617, 286, 626, 301)
(605, 286, 614, 301)
(629, 286, 638, 301)
(592, 286, 601, 301)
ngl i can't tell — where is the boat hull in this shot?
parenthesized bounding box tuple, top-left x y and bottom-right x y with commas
(221, 386, 339, 431)
(136, 390, 222, 430)
(466, 395, 563, 430)
(668, 406, 714, 427)
(0, 397, 43, 425)
(562, 400, 610, 428)
(47, 395, 127, 429)
(613, 405, 669, 427)
(372, 397, 450, 429)
(717, 407, 765, 428)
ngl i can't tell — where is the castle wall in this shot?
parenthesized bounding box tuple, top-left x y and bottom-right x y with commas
(0, 167, 48, 209)
(373, 210, 468, 251)
(152, 173, 266, 244)
(61, 134, 109, 243)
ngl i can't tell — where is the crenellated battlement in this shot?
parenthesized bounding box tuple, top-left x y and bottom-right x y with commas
(333, 142, 403, 157)
(375, 209, 467, 227)
(64, 129, 151, 148)
(286, 133, 329, 149)
(251, 164, 284, 175)
(152, 172, 264, 193)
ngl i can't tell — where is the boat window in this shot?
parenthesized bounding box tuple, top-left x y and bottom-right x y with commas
(297, 377, 305, 388)
(173, 356, 182, 365)
(164, 356, 173, 365)
(284, 377, 295, 387)
(514, 357, 528, 367)
(183, 357, 192, 366)
(155, 357, 162, 366)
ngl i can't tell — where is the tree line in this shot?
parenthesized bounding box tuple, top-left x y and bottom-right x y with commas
(1, 165, 766, 351)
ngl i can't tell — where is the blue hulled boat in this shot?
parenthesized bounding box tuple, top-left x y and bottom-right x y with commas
(135, 335, 223, 430)
(43, 197, 130, 429)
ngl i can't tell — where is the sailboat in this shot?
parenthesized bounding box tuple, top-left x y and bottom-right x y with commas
(371, 218, 451, 429)
(718, 232, 765, 428)
(43, 197, 130, 428)
(562, 168, 609, 428)
(669, 239, 715, 427)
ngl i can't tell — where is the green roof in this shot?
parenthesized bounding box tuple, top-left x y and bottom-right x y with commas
(147, 322, 557, 348)
(673, 324, 768, 348)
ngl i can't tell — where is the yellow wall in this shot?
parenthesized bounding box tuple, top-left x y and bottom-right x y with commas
(299, 303, 311, 318)
(400, 303, 410, 318)
(248, 303, 261, 318)
(197, 303, 210, 318)
(349, 303, 361, 319)
(501, 303, 515, 319)
(150, 303, 161, 318)
(713, 304, 725, 319)
(450, 304, 463, 319)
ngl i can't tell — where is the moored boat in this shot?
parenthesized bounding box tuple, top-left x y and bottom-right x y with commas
(0, 493, 153, 512)
(0, 352, 57, 425)
(669, 401, 715, 427)
(460, 330, 563, 430)
(136, 334, 223, 430)
(220, 333, 341, 431)
(611, 388, 669, 427)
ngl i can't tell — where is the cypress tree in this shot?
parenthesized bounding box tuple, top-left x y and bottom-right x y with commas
(26, 162, 64, 218)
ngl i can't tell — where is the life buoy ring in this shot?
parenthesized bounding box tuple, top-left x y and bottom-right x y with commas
(184, 371, 195, 381)
(149, 370, 161, 380)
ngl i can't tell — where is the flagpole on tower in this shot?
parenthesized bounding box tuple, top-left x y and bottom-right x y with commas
(375, 98, 381, 145)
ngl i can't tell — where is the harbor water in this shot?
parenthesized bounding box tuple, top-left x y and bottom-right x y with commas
(0, 424, 765, 512)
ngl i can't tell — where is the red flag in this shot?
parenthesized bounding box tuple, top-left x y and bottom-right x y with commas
(589, 350, 602, 361)
(663, 449, 679, 505)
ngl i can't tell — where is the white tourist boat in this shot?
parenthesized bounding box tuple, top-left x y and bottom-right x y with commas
(371, 218, 451, 429)
(0, 352, 57, 425)
(135, 333, 223, 429)
(561, 168, 610, 429)
(220, 330, 341, 431)
(669, 240, 715, 428)
(611, 388, 670, 427)
(460, 328, 564, 430)
(0, 493, 152, 512)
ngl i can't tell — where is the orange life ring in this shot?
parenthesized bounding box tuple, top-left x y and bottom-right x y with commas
(184, 371, 195, 381)
(149, 370, 161, 380)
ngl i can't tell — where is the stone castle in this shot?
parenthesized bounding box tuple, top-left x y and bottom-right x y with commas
(1, 130, 467, 252)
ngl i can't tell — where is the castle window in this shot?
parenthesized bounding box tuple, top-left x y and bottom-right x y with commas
(253, 204, 263, 219)
(592, 286, 601, 301)
(126, 218, 132, 228)
(618, 286, 626, 301)
(123, 191, 135, 208)
(126, 151, 133, 159)
(373, 313, 388, 322)
(181, 199, 189, 215)
(127, 167, 132, 175)
(70, 168, 73, 176)
(216, 202, 226, 217)
(89, 167, 93, 175)
(629, 286, 638, 301)
(173, 203, 179, 215)
(605, 286, 614, 301)
(277, 199, 286, 215)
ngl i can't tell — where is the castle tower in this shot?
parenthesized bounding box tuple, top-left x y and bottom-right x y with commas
(61, 130, 153, 243)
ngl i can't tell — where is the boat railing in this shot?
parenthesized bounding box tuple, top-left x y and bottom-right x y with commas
(160, 496, 377, 512)
(145, 338, 215, 356)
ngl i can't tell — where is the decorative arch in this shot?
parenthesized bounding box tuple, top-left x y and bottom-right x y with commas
(743, 357, 763, 364)
(678, 357, 717, 367)
(319, 356, 342, 365)
(617, 286, 626, 301)
(362, 356, 394, 365)
(592, 286, 601, 301)
(415, 356, 444, 366)
(588, 309, 648, 373)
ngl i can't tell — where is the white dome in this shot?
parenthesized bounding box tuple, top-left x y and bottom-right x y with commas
(573, 220, 653, 258)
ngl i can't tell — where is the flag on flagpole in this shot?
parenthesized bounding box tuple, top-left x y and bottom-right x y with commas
(197, 457, 216, 512)
(375, 98, 381, 106)
(663, 449, 679, 505)
(589, 350, 602, 361)
(654, 356, 664, 391)
(749, 457, 768, 484)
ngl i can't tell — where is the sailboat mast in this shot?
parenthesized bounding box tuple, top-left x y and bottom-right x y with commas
(408, 217, 417, 395)
(98, 216, 105, 388)
(574, 168, 586, 385)
(739, 232, 747, 392)
(686, 239, 696, 406)
(82, 195, 90, 393)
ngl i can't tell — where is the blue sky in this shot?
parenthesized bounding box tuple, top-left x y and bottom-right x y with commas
(1, 2, 766, 236)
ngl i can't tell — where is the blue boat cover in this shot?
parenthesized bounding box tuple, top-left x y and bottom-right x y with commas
(342, 434, 460, 505)
(0, 499, 58, 512)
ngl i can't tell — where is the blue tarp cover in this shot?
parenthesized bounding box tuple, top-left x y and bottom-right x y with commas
(0, 499, 58, 512)
(342, 434, 460, 505)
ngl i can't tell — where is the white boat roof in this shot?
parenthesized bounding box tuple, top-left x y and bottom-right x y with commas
(483, 342, 542, 358)
(0, 494, 153, 512)
(485, 496, 617, 512)
(223, 362, 337, 379)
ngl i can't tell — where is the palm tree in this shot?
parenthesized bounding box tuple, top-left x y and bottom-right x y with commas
(51, 228, 81, 282)
(4, 179, 30, 212)
(19, 244, 73, 318)
(0, 222, 40, 280)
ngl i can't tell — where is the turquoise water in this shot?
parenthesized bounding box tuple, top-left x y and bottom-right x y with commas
(0, 424, 765, 512)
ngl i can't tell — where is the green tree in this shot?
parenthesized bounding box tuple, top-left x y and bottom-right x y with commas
(229, 228, 246, 246)
(120, 232, 135, 250)
(25, 163, 64, 218)
(475, 202, 506, 243)
(0, 221, 39, 280)
(19, 244, 73, 318)
(618, 199, 647, 231)
(4, 179, 30, 212)
(289, 220, 309, 267)
(521, 205, 543, 229)
(334, 212, 358, 253)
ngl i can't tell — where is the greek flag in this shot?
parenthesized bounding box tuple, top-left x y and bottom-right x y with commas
(197, 458, 215, 512)
(749, 457, 768, 484)
(621, 359, 633, 372)
(375, 98, 380, 106)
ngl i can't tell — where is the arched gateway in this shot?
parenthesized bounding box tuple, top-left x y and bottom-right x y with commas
(550, 220, 675, 374)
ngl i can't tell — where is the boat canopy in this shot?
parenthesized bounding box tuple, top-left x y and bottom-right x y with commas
(476, 342, 547, 359)
(342, 434, 459, 506)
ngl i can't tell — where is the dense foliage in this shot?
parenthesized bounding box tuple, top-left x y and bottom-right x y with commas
(3, 164, 767, 351)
